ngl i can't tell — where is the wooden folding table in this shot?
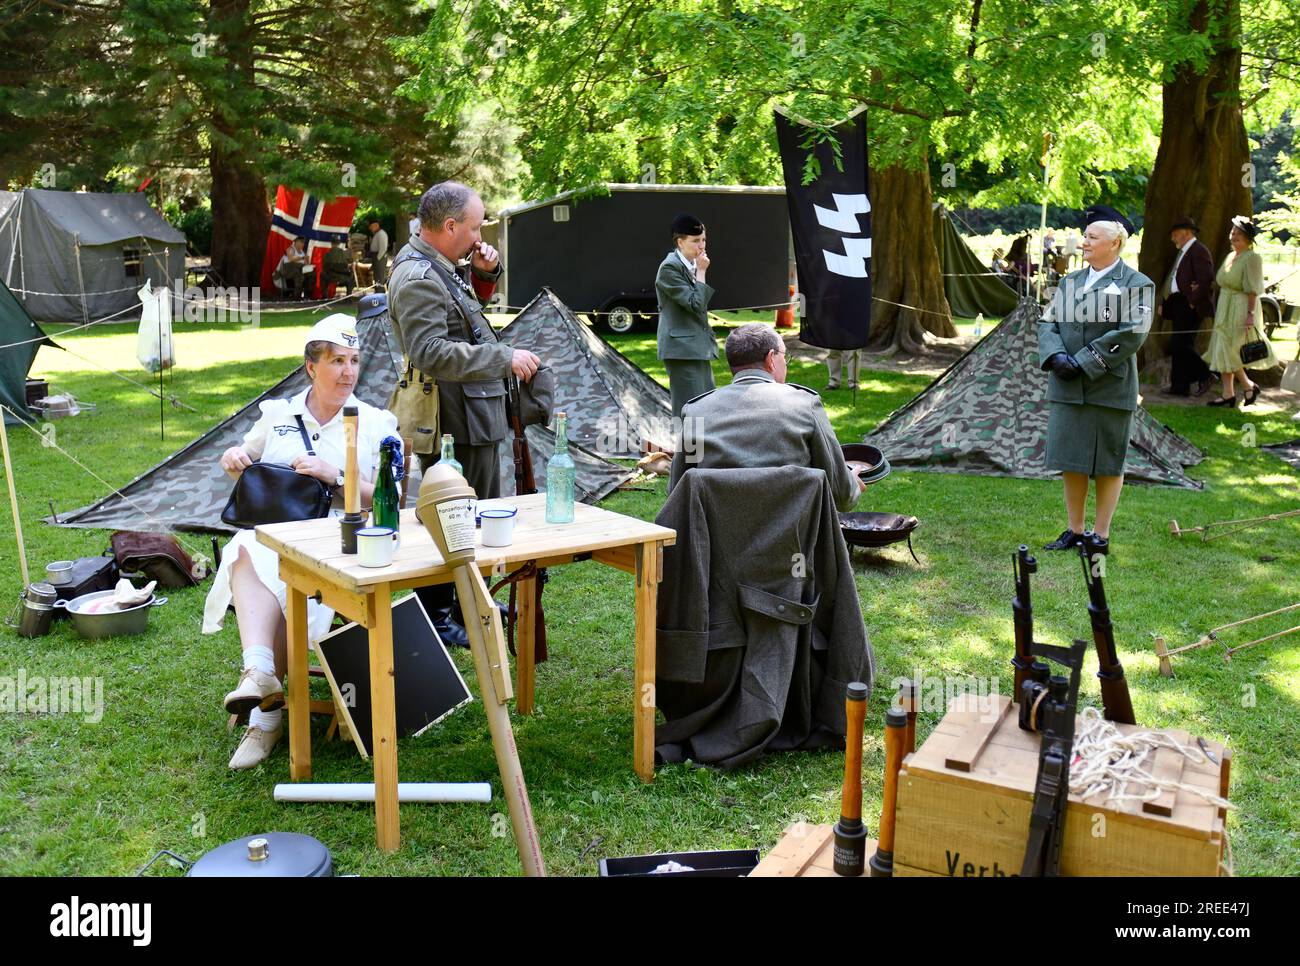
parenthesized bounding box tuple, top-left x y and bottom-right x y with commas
(256, 494, 676, 851)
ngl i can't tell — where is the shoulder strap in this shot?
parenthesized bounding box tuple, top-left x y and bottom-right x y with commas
(426, 258, 487, 345)
(294, 414, 316, 456)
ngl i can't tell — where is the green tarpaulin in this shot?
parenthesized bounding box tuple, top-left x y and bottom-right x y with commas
(0, 278, 56, 426)
(933, 205, 1019, 319)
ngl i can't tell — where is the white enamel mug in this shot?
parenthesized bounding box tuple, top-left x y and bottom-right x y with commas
(479, 506, 518, 547)
(357, 526, 397, 567)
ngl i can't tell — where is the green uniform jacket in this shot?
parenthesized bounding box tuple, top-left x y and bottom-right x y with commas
(1037, 259, 1154, 412)
(668, 369, 860, 512)
(387, 235, 512, 447)
(655, 251, 717, 361)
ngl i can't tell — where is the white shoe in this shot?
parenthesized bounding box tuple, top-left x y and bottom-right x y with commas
(223, 667, 284, 717)
(228, 724, 283, 770)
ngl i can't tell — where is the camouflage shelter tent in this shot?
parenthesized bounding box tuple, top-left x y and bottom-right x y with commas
(932, 205, 1019, 320)
(500, 288, 673, 457)
(866, 300, 1205, 488)
(52, 292, 634, 535)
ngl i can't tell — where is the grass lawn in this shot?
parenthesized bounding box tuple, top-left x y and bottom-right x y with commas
(1, 307, 1298, 876)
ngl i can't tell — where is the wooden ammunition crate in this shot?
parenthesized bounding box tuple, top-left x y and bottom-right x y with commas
(893, 694, 1230, 877)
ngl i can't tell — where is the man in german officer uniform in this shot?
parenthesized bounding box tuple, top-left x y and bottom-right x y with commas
(669, 323, 862, 512)
(387, 180, 541, 641)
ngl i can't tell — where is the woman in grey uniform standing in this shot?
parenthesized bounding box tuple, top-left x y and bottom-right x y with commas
(1038, 205, 1154, 556)
(656, 213, 718, 417)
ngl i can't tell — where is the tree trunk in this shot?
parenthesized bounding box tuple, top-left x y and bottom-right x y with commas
(208, 0, 269, 288)
(1138, 0, 1252, 374)
(868, 162, 956, 353)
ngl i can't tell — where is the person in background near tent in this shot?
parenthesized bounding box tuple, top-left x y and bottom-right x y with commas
(825, 349, 860, 390)
(1038, 204, 1154, 556)
(203, 315, 398, 769)
(656, 213, 717, 417)
(1042, 230, 1057, 261)
(1005, 235, 1033, 295)
(273, 236, 310, 300)
(1202, 216, 1276, 407)
(320, 238, 355, 298)
(386, 180, 540, 646)
(1158, 216, 1215, 397)
(368, 219, 390, 288)
(408, 210, 420, 240)
(670, 323, 862, 512)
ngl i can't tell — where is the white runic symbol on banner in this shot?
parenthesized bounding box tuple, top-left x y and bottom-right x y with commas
(813, 193, 872, 278)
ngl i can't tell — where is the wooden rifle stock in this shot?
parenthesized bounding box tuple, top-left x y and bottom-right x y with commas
(505, 375, 546, 663)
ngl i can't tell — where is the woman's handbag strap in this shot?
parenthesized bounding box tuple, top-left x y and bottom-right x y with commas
(294, 414, 317, 457)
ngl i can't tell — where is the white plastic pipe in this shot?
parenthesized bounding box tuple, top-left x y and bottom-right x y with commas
(274, 782, 492, 804)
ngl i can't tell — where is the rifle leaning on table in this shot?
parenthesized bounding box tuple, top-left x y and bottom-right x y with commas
(490, 375, 548, 663)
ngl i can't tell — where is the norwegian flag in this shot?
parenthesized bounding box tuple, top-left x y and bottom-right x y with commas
(260, 187, 358, 298)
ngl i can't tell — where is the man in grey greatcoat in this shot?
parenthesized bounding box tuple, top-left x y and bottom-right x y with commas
(387, 181, 540, 642)
(669, 323, 862, 512)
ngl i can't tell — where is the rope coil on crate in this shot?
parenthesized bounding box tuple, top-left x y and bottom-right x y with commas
(1068, 707, 1233, 812)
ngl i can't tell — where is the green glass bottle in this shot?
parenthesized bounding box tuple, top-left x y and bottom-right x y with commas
(439, 433, 463, 475)
(371, 441, 400, 533)
(440, 432, 476, 524)
(545, 411, 575, 524)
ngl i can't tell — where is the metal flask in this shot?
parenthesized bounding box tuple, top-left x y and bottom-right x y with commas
(15, 582, 58, 638)
(187, 833, 334, 877)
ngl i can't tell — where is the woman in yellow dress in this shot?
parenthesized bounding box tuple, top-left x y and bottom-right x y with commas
(1203, 216, 1277, 407)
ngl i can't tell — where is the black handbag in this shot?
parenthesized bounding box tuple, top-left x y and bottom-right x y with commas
(1240, 336, 1269, 365)
(220, 415, 335, 529)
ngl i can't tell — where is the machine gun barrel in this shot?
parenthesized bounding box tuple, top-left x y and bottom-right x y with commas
(1011, 546, 1038, 695)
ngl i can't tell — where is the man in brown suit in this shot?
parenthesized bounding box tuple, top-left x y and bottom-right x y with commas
(1160, 216, 1215, 396)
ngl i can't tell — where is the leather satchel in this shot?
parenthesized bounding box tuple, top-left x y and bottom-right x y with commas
(111, 530, 200, 587)
(220, 415, 334, 529)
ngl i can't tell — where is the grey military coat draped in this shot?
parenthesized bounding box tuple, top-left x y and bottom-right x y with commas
(668, 369, 860, 513)
(655, 251, 718, 361)
(653, 466, 874, 769)
(1037, 259, 1154, 412)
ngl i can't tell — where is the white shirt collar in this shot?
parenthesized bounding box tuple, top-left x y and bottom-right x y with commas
(287, 387, 358, 427)
(676, 249, 696, 274)
(1084, 259, 1122, 290)
(1179, 237, 1196, 254)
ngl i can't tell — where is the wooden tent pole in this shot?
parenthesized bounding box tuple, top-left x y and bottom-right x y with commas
(0, 410, 30, 587)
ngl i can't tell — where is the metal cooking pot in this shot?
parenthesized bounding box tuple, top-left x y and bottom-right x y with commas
(187, 833, 334, 877)
(54, 589, 167, 639)
(841, 443, 892, 486)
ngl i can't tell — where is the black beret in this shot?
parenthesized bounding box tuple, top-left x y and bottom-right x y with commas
(1084, 204, 1135, 236)
(1231, 215, 1260, 240)
(671, 213, 705, 236)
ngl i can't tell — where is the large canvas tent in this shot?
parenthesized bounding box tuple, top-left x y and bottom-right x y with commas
(0, 277, 57, 426)
(500, 288, 673, 456)
(52, 291, 635, 534)
(0, 188, 186, 325)
(932, 205, 1019, 319)
(866, 300, 1205, 488)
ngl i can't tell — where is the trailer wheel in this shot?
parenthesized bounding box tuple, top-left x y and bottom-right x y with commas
(603, 305, 639, 334)
(1261, 296, 1282, 338)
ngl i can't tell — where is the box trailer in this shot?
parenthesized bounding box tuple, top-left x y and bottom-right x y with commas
(495, 184, 792, 333)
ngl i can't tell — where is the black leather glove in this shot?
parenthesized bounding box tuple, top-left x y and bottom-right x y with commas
(1053, 353, 1083, 381)
(1042, 352, 1081, 380)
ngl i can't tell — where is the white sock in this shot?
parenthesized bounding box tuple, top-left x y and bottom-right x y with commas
(243, 644, 276, 677)
(250, 707, 282, 732)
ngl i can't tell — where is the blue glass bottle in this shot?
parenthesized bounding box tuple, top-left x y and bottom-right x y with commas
(545, 411, 575, 524)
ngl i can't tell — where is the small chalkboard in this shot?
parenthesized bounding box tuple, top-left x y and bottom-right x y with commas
(314, 593, 473, 759)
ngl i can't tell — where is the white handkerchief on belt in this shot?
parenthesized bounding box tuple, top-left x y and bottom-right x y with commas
(1102, 282, 1122, 295)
